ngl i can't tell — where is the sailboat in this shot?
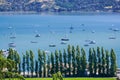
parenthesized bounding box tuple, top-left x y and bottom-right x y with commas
(34, 30, 40, 37)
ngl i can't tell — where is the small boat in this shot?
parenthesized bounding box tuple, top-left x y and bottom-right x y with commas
(84, 44, 89, 47)
(70, 26, 74, 30)
(89, 40, 96, 44)
(91, 30, 95, 33)
(69, 30, 72, 33)
(113, 28, 119, 32)
(8, 43, 16, 47)
(61, 38, 69, 41)
(49, 44, 56, 47)
(109, 36, 116, 39)
(82, 29, 85, 31)
(61, 41, 67, 45)
(8, 26, 12, 29)
(35, 34, 40, 37)
(30, 41, 38, 43)
(10, 36, 16, 39)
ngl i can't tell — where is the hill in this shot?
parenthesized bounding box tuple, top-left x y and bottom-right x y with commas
(0, 0, 120, 12)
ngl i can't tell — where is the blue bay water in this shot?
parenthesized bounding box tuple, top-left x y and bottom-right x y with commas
(0, 13, 120, 67)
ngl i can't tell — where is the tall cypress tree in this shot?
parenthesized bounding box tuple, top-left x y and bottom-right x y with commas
(101, 47, 106, 76)
(88, 48, 93, 77)
(13, 51, 21, 73)
(72, 46, 76, 76)
(26, 51, 29, 77)
(67, 45, 72, 76)
(105, 50, 110, 76)
(30, 50, 34, 77)
(76, 45, 81, 77)
(43, 51, 46, 77)
(47, 55, 50, 77)
(35, 60, 38, 77)
(55, 50, 59, 73)
(38, 49, 43, 77)
(51, 52, 55, 74)
(93, 48, 97, 76)
(63, 49, 67, 76)
(97, 47, 101, 76)
(59, 50, 63, 73)
(81, 48, 87, 77)
(22, 53, 26, 77)
(110, 49, 117, 77)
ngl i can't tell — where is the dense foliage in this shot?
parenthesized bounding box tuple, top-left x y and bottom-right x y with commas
(0, 50, 25, 80)
(1, 45, 117, 78)
(0, 0, 120, 12)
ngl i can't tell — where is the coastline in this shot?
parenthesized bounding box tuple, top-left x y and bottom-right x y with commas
(0, 11, 119, 15)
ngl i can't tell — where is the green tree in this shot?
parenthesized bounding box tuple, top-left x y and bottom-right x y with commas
(0, 50, 25, 80)
(51, 52, 55, 74)
(30, 50, 34, 77)
(43, 51, 46, 77)
(88, 48, 93, 76)
(7, 48, 14, 60)
(55, 50, 59, 73)
(81, 48, 87, 77)
(14, 51, 20, 73)
(35, 60, 38, 77)
(110, 49, 117, 77)
(72, 46, 76, 76)
(59, 50, 63, 73)
(97, 47, 101, 76)
(101, 47, 106, 76)
(26, 51, 30, 77)
(63, 49, 67, 76)
(93, 48, 97, 76)
(67, 45, 72, 76)
(76, 45, 81, 77)
(22, 54, 26, 77)
(47, 55, 50, 77)
(38, 49, 43, 77)
(7, 49, 21, 73)
(105, 50, 110, 76)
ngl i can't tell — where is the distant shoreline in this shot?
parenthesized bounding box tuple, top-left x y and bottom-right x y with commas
(0, 11, 119, 15)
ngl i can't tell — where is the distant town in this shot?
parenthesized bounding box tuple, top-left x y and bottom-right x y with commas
(0, 0, 120, 12)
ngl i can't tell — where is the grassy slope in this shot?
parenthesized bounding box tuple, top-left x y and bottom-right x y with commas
(24, 78, 116, 80)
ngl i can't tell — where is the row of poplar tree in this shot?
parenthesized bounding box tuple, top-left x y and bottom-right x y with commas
(7, 45, 117, 77)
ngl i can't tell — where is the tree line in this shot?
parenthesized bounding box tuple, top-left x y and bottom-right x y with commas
(6, 45, 117, 77)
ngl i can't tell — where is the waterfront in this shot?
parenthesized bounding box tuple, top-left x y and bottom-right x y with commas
(0, 13, 120, 67)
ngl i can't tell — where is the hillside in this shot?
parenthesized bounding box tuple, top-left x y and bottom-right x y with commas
(0, 0, 120, 12)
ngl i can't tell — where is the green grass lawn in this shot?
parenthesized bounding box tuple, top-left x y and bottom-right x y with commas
(22, 78, 116, 80)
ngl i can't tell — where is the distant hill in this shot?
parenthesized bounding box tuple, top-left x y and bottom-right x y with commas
(0, 0, 120, 12)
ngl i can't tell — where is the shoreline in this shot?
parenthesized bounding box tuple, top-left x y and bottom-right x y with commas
(0, 11, 119, 15)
